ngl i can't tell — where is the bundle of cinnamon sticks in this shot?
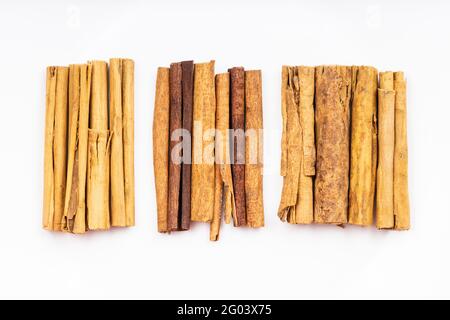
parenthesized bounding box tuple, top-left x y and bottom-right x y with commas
(278, 65, 410, 230)
(43, 59, 135, 233)
(153, 61, 264, 241)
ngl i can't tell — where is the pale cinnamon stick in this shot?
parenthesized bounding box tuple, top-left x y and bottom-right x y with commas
(244, 70, 264, 228)
(87, 60, 111, 230)
(349, 66, 378, 226)
(153, 67, 170, 233)
(62, 64, 91, 233)
(191, 61, 216, 222)
(393, 72, 410, 230)
(168, 62, 183, 231)
(376, 72, 395, 229)
(122, 59, 135, 227)
(230, 67, 246, 227)
(109, 58, 126, 227)
(314, 66, 352, 224)
(43, 66, 69, 231)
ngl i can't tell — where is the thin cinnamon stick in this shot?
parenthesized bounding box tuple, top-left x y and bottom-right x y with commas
(349, 66, 378, 226)
(393, 72, 410, 230)
(191, 61, 216, 222)
(43, 66, 69, 231)
(280, 66, 288, 177)
(376, 72, 395, 229)
(167, 62, 183, 231)
(314, 66, 352, 224)
(244, 70, 264, 228)
(109, 58, 126, 227)
(122, 59, 135, 227)
(62, 64, 91, 233)
(181, 60, 194, 230)
(153, 67, 170, 233)
(230, 67, 246, 227)
(87, 60, 111, 230)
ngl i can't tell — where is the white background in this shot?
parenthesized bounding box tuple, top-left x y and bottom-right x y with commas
(0, 0, 448, 299)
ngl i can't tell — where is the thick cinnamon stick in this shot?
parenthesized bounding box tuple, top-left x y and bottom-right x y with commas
(230, 67, 246, 227)
(87, 61, 110, 230)
(244, 70, 264, 228)
(376, 72, 395, 229)
(43, 66, 69, 231)
(314, 66, 352, 224)
(393, 72, 410, 230)
(181, 60, 194, 230)
(191, 61, 216, 222)
(109, 58, 126, 227)
(278, 66, 315, 224)
(122, 59, 135, 227)
(153, 67, 170, 233)
(168, 62, 183, 231)
(349, 66, 378, 226)
(62, 64, 91, 233)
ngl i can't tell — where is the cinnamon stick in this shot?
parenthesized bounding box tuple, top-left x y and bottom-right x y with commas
(244, 70, 264, 228)
(153, 67, 170, 233)
(181, 60, 194, 230)
(393, 72, 410, 230)
(191, 61, 216, 222)
(230, 67, 246, 226)
(109, 59, 126, 227)
(349, 66, 378, 226)
(43, 66, 69, 231)
(87, 61, 111, 230)
(62, 64, 91, 233)
(376, 72, 395, 229)
(167, 62, 183, 231)
(122, 59, 135, 227)
(280, 66, 288, 177)
(314, 66, 352, 224)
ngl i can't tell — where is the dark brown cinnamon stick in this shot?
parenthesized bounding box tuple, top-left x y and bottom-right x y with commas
(168, 62, 183, 231)
(181, 60, 194, 230)
(230, 67, 246, 227)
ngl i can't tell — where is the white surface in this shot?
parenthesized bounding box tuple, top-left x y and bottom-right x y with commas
(0, 0, 448, 299)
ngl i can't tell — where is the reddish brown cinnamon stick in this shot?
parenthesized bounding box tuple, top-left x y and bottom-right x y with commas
(167, 62, 183, 231)
(230, 67, 246, 227)
(180, 60, 194, 230)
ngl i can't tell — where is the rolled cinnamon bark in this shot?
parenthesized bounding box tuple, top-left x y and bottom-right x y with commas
(191, 61, 216, 222)
(376, 72, 395, 229)
(349, 66, 378, 226)
(278, 66, 315, 224)
(280, 66, 288, 177)
(43, 66, 69, 231)
(314, 66, 352, 224)
(393, 72, 410, 230)
(168, 62, 183, 231)
(229, 67, 246, 226)
(244, 70, 264, 228)
(153, 67, 170, 233)
(62, 64, 91, 233)
(87, 61, 111, 230)
(210, 73, 234, 240)
(122, 59, 135, 227)
(109, 59, 126, 227)
(181, 60, 194, 230)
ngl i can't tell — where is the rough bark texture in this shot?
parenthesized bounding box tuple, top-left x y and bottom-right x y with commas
(349, 66, 378, 226)
(43, 66, 69, 231)
(191, 61, 216, 222)
(244, 70, 264, 227)
(153, 67, 170, 233)
(314, 66, 352, 224)
(230, 67, 246, 227)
